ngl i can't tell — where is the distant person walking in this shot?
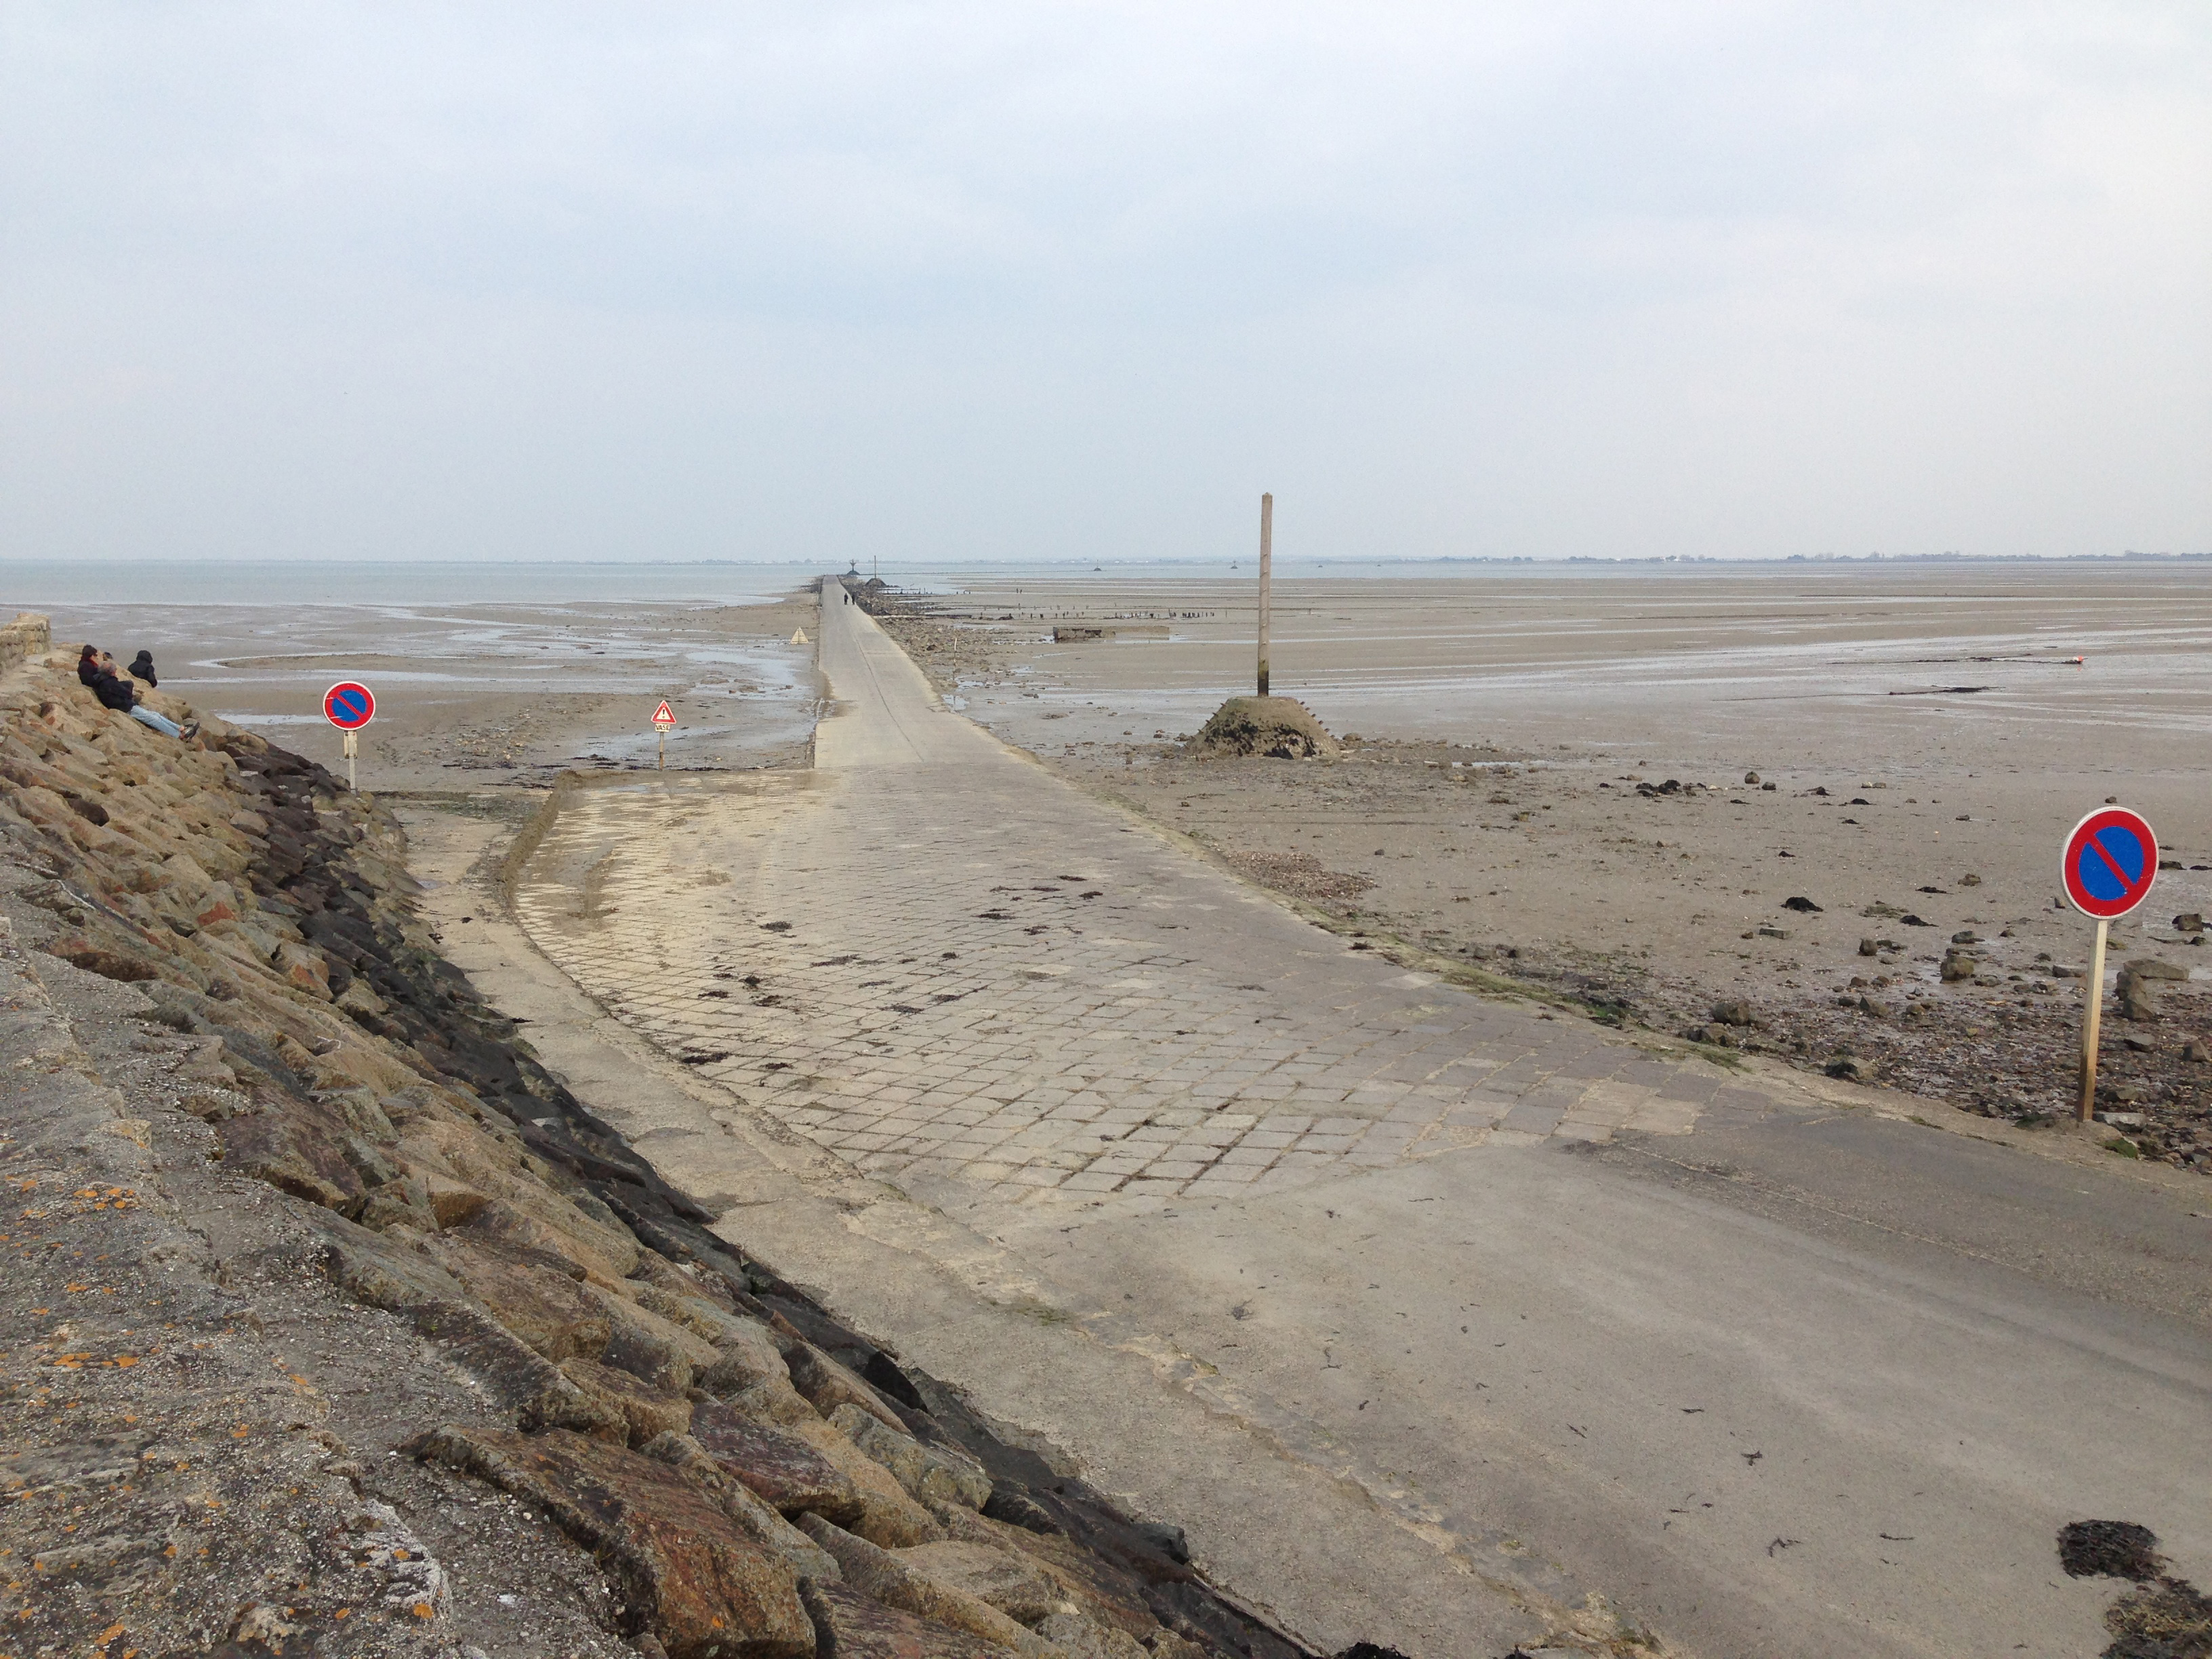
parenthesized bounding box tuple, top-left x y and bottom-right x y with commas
(127, 650, 157, 687)
(77, 644, 194, 740)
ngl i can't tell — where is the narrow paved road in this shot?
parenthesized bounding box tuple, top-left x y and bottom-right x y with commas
(510, 585, 2212, 1659)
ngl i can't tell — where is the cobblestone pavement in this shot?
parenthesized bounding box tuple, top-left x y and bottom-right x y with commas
(513, 589, 1771, 1209)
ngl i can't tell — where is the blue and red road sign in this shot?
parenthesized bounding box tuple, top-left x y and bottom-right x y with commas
(2061, 806, 2158, 920)
(323, 681, 375, 731)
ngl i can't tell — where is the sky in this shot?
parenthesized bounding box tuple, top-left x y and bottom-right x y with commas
(2, 3, 2207, 566)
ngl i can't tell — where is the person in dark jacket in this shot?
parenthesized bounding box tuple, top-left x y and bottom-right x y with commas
(79, 646, 194, 739)
(127, 651, 157, 687)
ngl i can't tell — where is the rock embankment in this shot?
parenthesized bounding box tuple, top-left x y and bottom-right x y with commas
(0, 623, 1312, 1659)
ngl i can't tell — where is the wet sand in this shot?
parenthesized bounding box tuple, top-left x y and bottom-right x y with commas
(869, 562, 2212, 1167)
(31, 590, 822, 791)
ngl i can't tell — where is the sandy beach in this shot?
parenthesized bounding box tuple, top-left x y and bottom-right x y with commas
(866, 562, 2212, 1167)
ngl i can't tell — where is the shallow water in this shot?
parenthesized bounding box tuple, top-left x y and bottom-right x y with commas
(21, 587, 819, 787)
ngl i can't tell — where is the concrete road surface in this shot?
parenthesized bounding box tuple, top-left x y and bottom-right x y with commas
(449, 580, 2212, 1659)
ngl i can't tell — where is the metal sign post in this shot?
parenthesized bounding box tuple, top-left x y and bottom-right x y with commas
(322, 681, 375, 792)
(1256, 492, 1273, 697)
(652, 700, 676, 770)
(2059, 806, 2159, 1121)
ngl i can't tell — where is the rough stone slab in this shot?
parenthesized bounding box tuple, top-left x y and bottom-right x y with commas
(898, 1540, 1068, 1626)
(797, 1514, 1049, 1657)
(216, 1087, 367, 1209)
(1036, 1612, 1150, 1659)
(800, 1580, 1022, 1659)
(560, 1355, 693, 1444)
(413, 1424, 813, 1659)
(423, 1234, 613, 1362)
(828, 1403, 992, 1511)
(641, 1430, 846, 1584)
(787, 1416, 945, 1548)
(690, 1396, 865, 1523)
(781, 1327, 907, 1431)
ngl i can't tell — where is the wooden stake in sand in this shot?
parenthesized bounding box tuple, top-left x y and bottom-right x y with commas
(2057, 806, 2158, 1122)
(1256, 492, 1273, 697)
(2079, 917, 2108, 1120)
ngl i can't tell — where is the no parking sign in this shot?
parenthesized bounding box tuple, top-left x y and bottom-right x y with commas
(2061, 807, 2157, 920)
(323, 682, 375, 730)
(2061, 805, 2158, 1122)
(323, 680, 373, 791)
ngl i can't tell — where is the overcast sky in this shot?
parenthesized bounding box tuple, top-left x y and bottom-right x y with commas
(3, 3, 2207, 565)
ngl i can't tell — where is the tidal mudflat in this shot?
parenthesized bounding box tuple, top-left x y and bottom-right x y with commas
(872, 562, 2212, 1163)
(25, 586, 822, 790)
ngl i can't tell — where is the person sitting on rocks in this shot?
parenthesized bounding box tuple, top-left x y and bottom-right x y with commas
(79, 645, 195, 740)
(127, 649, 157, 687)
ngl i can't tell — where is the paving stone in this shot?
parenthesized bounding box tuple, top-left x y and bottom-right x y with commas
(1499, 1103, 1568, 1135)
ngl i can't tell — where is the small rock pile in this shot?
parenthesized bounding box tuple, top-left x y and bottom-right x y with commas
(0, 630, 1312, 1659)
(1189, 699, 1338, 762)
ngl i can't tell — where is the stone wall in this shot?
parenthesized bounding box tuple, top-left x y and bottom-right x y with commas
(0, 610, 52, 674)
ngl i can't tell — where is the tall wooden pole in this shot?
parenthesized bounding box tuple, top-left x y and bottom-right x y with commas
(2078, 915, 2109, 1121)
(1256, 492, 1273, 697)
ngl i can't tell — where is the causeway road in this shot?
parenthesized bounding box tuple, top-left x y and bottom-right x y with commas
(478, 583, 2212, 1659)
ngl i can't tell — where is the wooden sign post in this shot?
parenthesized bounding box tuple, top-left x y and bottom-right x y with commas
(1256, 492, 1273, 697)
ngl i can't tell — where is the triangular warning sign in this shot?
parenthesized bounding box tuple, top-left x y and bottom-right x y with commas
(651, 701, 675, 726)
(792, 628, 809, 644)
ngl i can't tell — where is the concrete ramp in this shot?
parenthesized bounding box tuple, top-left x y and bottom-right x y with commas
(497, 578, 2212, 1659)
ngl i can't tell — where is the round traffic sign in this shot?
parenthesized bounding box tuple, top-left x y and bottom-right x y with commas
(2061, 806, 2158, 919)
(323, 681, 375, 731)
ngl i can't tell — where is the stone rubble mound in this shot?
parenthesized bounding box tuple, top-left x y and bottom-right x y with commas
(1189, 698, 1339, 761)
(0, 625, 1314, 1659)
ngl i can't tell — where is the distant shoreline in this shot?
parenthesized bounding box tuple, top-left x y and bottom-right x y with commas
(7, 549, 2209, 569)
(7, 550, 2211, 613)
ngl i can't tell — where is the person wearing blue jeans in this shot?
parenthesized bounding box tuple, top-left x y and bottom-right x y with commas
(77, 644, 196, 740)
(129, 705, 185, 739)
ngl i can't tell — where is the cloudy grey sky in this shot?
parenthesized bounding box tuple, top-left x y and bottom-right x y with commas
(3, 3, 2207, 564)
